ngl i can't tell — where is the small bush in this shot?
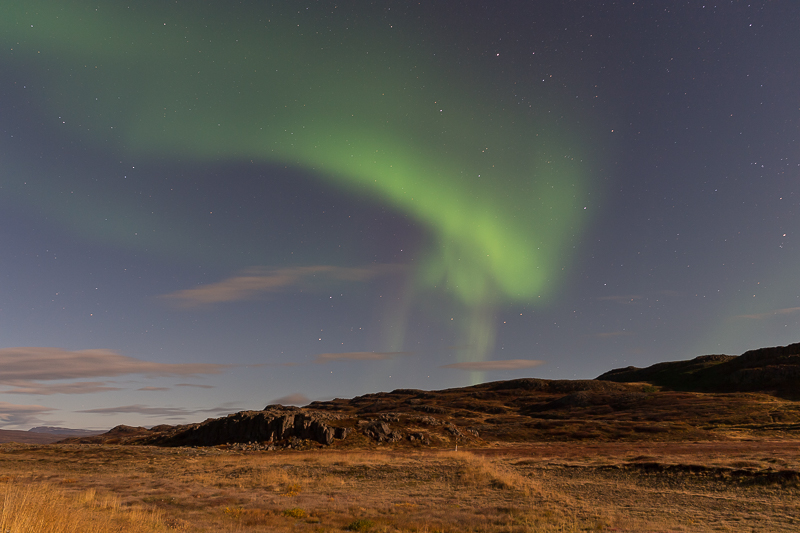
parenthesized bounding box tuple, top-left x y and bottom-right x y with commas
(283, 507, 306, 518)
(223, 506, 243, 519)
(346, 518, 375, 531)
(283, 482, 302, 496)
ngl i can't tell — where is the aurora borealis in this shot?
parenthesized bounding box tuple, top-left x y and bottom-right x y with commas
(1, 2, 798, 429)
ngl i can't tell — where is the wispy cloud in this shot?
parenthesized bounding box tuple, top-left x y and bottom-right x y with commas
(78, 404, 193, 417)
(733, 307, 800, 320)
(2, 380, 122, 395)
(78, 402, 244, 419)
(313, 351, 410, 363)
(0, 347, 230, 395)
(0, 348, 229, 381)
(161, 264, 402, 308)
(270, 393, 310, 406)
(0, 402, 56, 428)
(175, 383, 215, 389)
(442, 359, 545, 371)
(200, 402, 247, 417)
(137, 387, 170, 392)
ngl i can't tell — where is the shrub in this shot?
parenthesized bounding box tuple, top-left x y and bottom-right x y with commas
(223, 506, 244, 518)
(283, 507, 306, 518)
(283, 482, 302, 496)
(346, 518, 375, 531)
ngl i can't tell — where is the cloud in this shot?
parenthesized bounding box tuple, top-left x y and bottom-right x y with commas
(137, 387, 171, 391)
(78, 404, 193, 417)
(0, 347, 229, 396)
(313, 351, 410, 363)
(160, 264, 402, 308)
(270, 393, 310, 406)
(199, 402, 248, 417)
(733, 307, 800, 320)
(0, 347, 229, 382)
(0, 402, 56, 428)
(77, 402, 243, 419)
(441, 359, 545, 371)
(3, 380, 122, 395)
(175, 383, 215, 389)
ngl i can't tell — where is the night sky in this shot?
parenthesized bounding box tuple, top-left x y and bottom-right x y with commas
(1, 1, 798, 430)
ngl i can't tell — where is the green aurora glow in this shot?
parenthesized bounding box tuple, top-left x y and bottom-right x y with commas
(2, 2, 591, 362)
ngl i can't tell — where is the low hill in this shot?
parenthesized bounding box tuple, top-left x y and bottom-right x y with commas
(597, 342, 800, 398)
(62, 342, 800, 449)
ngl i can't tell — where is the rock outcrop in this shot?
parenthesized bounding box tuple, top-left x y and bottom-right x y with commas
(361, 420, 402, 442)
(151, 406, 351, 447)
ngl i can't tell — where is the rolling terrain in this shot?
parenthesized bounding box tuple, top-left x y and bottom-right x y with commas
(2, 343, 798, 532)
(62, 342, 800, 449)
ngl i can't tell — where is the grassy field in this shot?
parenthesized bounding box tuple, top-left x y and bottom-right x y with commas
(0, 441, 798, 532)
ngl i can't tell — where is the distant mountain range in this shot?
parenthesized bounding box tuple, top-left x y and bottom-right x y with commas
(0, 426, 105, 444)
(29, 426, 107, 436)
(59, 342, 800, 449)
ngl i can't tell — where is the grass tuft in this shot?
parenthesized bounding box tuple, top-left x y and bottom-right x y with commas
(345, 518, 375, 531)
(282, 507, 306, 518)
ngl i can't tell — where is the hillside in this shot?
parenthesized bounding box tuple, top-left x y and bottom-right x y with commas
(597, 342, 800, 398)
(62, 342, 800, 449)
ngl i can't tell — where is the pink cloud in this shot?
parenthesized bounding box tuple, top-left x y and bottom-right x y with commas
(161, 264, 403, 307)
(0, 348, 230, 395)
(0, 347, 229, 382)
(270, 393, 310, 406)
(734, 307, 800, 320)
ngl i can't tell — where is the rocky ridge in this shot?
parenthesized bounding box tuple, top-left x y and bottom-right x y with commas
(61, 343, 800, 449)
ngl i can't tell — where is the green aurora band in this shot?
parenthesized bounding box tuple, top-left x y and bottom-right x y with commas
(1, 2, 590, 362)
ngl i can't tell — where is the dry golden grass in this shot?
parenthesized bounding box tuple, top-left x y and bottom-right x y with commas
(0, 482, 163, 533)
(0, 441, 797, 532)
(440, 450, 538, 496)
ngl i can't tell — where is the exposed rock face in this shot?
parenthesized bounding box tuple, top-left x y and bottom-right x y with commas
(361, 420, 402, 442)
(152, 407, 351, 447)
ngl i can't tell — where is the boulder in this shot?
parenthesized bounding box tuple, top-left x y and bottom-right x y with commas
(362, 420, 402, 442)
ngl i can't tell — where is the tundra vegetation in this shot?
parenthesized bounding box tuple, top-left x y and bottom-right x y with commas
(3, 344, 799, 531)
(0, 440, 798, 532)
